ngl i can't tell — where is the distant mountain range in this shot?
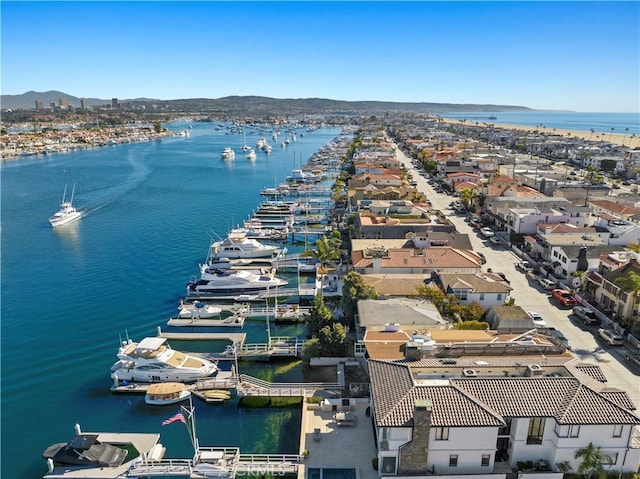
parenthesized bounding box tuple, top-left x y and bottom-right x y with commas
(0, 90, 535, 114)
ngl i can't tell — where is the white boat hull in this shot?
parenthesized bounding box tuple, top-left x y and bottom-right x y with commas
(111, 365, 216, 383)
(49, 211, 82, 227)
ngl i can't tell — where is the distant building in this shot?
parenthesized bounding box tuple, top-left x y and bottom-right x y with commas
(50, 101, 56, 109)
(35, 100, 43, 110)
(59, 98, 69, 110)
(80, 99, 89, 109)
(112, 98, 119, 109)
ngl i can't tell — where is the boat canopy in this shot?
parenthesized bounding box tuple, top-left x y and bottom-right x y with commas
(146, 382, 186, 395)
(137, 337, 167, 350)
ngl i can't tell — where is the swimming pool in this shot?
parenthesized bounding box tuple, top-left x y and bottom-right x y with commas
(307, 468, 357, 479)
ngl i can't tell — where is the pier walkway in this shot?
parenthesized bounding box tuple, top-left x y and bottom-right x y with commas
(126, 449, 302, 477)
(236, 374, 341, 398)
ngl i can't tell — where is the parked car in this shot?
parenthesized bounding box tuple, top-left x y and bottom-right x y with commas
(625, 351, 640, 368)
(527, 311, 547, 328)
(572, 306, 601, 326)
(538, 277, 556, 290)
(495, 272, 510, 284)
(516, 261, 533, 272)
(480, 227, 494, 237)
(598, 328, 625, 346)
(547, 327, 571, 350)
(489, 236, 501, 245)
(552, 289, 576, 307)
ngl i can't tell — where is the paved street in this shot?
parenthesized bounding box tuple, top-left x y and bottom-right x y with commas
(392, 143, 640, 409)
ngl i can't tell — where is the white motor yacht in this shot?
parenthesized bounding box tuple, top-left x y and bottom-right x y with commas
(245, 148, 257, 161)
(49, 184, 82, 227)
(209, 230, 281, 260)
(110, 337, 218, 383)
(186, 267, 287, 296)
(220, 147, 235, 160)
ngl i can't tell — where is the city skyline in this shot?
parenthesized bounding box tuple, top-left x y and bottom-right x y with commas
(1, 1, 639, 113)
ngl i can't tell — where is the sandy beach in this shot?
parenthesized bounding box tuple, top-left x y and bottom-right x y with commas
(447, 119, 639, 149)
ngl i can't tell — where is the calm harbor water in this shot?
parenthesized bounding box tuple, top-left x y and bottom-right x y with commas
(0, 122, 343, 478)
(443, 111, 640, 136)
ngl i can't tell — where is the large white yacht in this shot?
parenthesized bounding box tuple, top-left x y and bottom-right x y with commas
(186, 266, 288, 297)
(110, 337, 218, 383)
(49, 184, 82, 227)
(209, 230, 281, 260)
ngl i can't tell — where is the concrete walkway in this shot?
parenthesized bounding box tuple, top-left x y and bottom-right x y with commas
(298, 398, 378, 479)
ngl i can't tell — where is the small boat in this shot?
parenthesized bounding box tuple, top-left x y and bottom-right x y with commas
(245, 148, 257, 161)
(203, 389, 231, 400)
(145, 382, 191, 405)
(43, 423, 164, 477)
(220, 147, 235, 160)
(178, 301, 224, 318)
(49, 184, 82, 227)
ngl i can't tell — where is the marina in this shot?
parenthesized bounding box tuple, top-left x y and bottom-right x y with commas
(1, 122, 345, 479)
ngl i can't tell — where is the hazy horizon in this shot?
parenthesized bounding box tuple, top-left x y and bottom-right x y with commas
(2, 1, 638, 113)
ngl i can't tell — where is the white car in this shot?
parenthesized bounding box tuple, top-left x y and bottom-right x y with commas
(527, 311, 546, 328)
(480, 227, 494, 237)
(489, 236, 501, 245)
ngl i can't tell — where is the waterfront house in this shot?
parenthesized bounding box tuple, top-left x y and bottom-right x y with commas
(368, 354, 640, 477)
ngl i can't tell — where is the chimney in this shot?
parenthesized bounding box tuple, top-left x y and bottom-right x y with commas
(404, 341, 422, 361)
(398, 400, 432, 474)
(577, 247, 589, 272)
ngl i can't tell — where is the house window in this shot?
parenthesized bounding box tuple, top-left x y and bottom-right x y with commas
(449, 455, 458, 467)
(497, 294, 503, 301)
(613, 424, 623, 438)
(479, 293, 485, 300)
(435, 427, 449, 440)
(481, 454, 491, 467)
(569, 425, 580, 437)
(527, 417, 545, 444)
(452, 290, 468, 300)
(381, 456, 396, 474)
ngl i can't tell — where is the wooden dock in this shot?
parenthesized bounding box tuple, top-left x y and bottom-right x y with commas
(166, 315, 246, 328)
(157, 327, 247, 345)
(111, 371, 237, 394)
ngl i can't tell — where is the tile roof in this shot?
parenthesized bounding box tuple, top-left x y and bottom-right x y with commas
(574, 365, 608, 383)
(451, 377, 639, 425)
(368, 361, 504, 428)
(368, 360, 640, 428)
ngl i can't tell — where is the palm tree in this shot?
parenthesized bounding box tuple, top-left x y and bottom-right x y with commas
(458, 187, 474, 210)
(574, 442, 614, 479)
(614, 270, 640, 328)
(584, 165, 602, 206)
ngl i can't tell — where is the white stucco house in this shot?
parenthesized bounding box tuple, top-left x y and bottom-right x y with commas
(369, 357, 640, 477)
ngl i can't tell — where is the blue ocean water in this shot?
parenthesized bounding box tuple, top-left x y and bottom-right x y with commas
(443, 111, 640, 136)
(0, 123, 342, 478)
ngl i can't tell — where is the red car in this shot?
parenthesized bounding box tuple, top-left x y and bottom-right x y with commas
(552, 289, 576, 307)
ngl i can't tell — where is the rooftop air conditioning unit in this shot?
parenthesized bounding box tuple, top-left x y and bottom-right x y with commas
(462, 369, 478, 378)
(525, 364, 543, 376)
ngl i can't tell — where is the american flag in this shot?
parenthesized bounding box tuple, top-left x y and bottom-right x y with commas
(162, 412, 186, 426)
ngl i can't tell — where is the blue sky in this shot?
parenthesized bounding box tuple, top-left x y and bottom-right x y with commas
(1, 1, 639, 112)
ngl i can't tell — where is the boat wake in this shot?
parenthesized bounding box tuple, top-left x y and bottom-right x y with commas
(73, 150, 153, 218)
